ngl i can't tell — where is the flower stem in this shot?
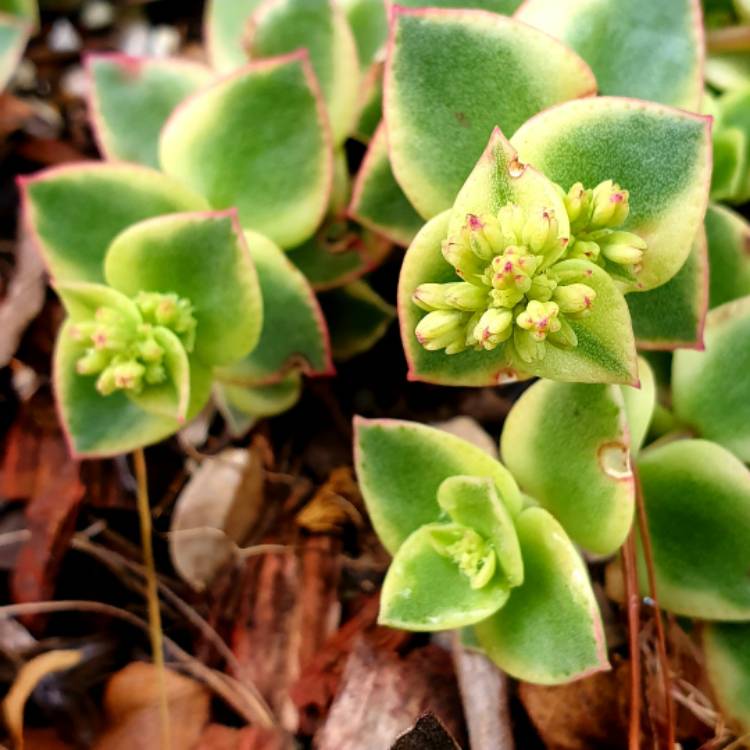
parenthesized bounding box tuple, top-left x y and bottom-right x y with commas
(622, 528, 641, 750)
(133, 447, 171, 749)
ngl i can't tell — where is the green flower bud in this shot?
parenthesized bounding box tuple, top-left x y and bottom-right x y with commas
(527, 273, 557, 302)
(415, 310, 468, 353)
(413, 283, 452, 311)
(144, 363, 167, 385)
(444, 282, 488, 311)
(590, 180, 629, 229)
(553, 283, 597, 315)
(568, 240, 600, 262)
(75, 348, 109, 375)
(463, 214, 498, 260)
(429, 525, 497, 589)
(137, 335, 164, 363)
(563, 182, 598, 232)
(497, 203, 526, 244)
(521, 207, 562, 257)
(95, 366, 118, 396)
(599, 230, 647, 266)
(473, 308, 513, 351)
(515, 300, 561, 342)
(514, 327, 546, 363)
(547, 317, 578, 349)
(442, 238, 487, 281)
(111, 360, 145, 392)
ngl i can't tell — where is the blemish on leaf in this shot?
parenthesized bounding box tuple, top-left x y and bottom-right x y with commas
(454, 111, 470, 128)
(508, 159, 526, 179)
(495, 368, 518, 385)
(597, 441, 632, 480)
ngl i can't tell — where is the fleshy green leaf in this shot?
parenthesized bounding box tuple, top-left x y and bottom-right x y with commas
(214, 229, 333, 384)
(638, 439, 750, 619)
(474, 507, 608, 685)
(399, 212, 638, 386)
(352, 63, 383, 142)
(104, 211, 263, 367)
(706, 203, 750, 309)
(214, 372, 302, 437)
(626, 228, 708, 350)
(21, 163, 208, 283)
(320, 280, 394, 361)
(286, 227, 392, 290)
(380, 523, 511, 630)
(706, 51, 750, 93)
(673, 297, 750, 461)
(713, 89, 750, 203)
(340, 0, 387, 67)
(0, 14, 29, 90)
(384, 6, 596, 218)
(711, 126, 747, 202)
(704, 623, 750, 732)
(348, 122, 424, 247)
(203, 0, 262, 72)
(54, 281, 141, 325)
(354, 417, 522, 554)
(620, 356, 656, 453)
(86, 54, 212, 168)
(510, 97, 712, 292)
(54, 321, 212, 458)
(501, 379, 634, 555)
(515, 0, 703, 109)
(446, 126, 570, 244)
(437, 475, 523, 587)
(159, 52, 333, 249)
(246, 0, 359, 145)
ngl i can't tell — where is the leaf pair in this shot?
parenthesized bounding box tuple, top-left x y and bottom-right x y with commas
(355, 417, 608, 685)
(400, 100, 711, 386)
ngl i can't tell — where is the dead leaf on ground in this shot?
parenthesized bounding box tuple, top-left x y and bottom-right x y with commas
(231, 535, 342, 732)
(291, 595, 408, 735)
(93, 662, 210, 750)
(0, 230, 47, 369)
(3, 649, 83, 749)
(314, 638, 466, 750)
(451, 635, 514, 750)
(22, 728, 75, 749)
(295, 467, 363, 533)
(10, 427, 85, 623)
(170, 445, 265, 591)
(391, 713, 462, 750)
(519, 658, 629, 750)
(196, 724, 292, 750)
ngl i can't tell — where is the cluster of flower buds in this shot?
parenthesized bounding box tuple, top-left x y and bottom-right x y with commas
(414, 202, 598, 363)
(562, 180, 647, 272)
(428, 523, 497, 590)
(70, 291, 196, 397)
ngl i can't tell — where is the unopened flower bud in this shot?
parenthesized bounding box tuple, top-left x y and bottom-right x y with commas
(553, 283, 597, 314)
(547, 317, 578, 349)
(599, 231, 646, 266)
(96, 366, 118, 396)
(442, 238, 486, 281)
(527, 273, 557, 302)
(569, 240, 600, 262)
(137, 335, 164, 363)
(75, 348, 109, 375)
(563, 182, 592, 228)
(515, 300, 561, 341)
(415, 310, 467, 353)
(111, 360, 145, 392)
(590, 180, 629, 228)
(144, 363, 166, 385)
(522, 207, 560, 256)
(443, 282, 488, 311)
(514, 327, 545, 363)
(497, 204, 526, 244)
(413, 283, 452, 311)
(463, 214, 499, 260)
(473, 308, 513, 350)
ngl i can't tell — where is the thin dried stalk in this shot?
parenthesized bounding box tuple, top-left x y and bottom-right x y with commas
(622, 529, 642, 750)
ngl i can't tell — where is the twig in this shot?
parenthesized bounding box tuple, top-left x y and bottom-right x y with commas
(622, 528, 642, 750)
(706, 26, 750, 53)
(133, 448, 171, 750)
(634, 465, 675, 750)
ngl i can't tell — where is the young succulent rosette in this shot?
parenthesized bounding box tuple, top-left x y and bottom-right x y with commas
(354, 417, 608, 685)
(398, 101, 712, 386)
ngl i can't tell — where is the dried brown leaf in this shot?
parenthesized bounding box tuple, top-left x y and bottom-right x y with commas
(295, 467, 363, 533)
(314, 639, 465, 750)
(196, 724, 293, 750)
(93, 662, 210, 750)
(170, 446, 265, 591)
